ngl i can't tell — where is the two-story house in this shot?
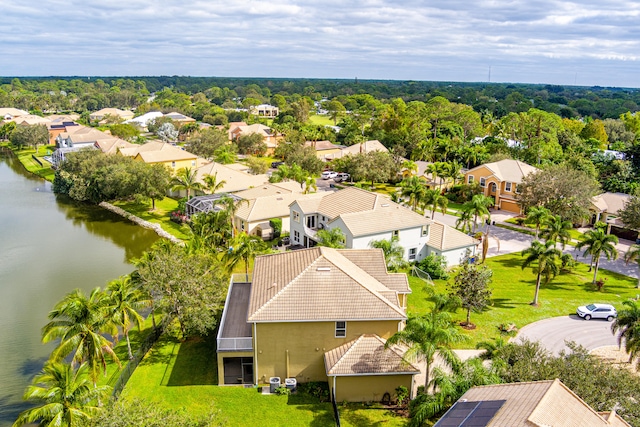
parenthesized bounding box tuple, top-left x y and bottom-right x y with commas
(216, 247, 421, 402)
(289, 186, 477, 265)
(464, 159, 538, 213)
(118, 140, 205, 173)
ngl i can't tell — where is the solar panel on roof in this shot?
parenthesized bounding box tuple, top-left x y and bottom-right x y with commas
(433, 400, 505, 427)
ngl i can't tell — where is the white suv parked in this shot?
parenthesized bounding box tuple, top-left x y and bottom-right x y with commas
(321, 171, 338, 180)
(576, 303, 617, 321)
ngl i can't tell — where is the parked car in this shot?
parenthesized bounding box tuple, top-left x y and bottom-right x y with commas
(321, 170, 338, 180)
(271, 161, 285, 168)
(576, 303, 617, 321)
(333, 172, 350, 183)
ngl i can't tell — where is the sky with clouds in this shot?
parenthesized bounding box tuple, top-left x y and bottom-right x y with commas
(3, 0, 640, 88)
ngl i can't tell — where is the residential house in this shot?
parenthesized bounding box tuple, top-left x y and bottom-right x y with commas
(12, 115, 51, 126)
(289, 187, 477, 265)
(118, 140, 205, 172)
(216, 247, 421, 403)
(249, 104, 279, 118)
(229, 123, 279, 155)
(304, 140, 345, 160)
(464, 159, 538, 213)
(221, 121, 247, 140)
(435, 379, 630, 427)
(164, 111, 196, 125)
(51, 125, 116, 167)
(0, 107, 29, 120)
(124, 111, 164, 130)
(47, 119, 80, 144)
(324, 140, 388, 160)
(234, 191, 325, 239)
(89, 108, 134, 123)
(193, 162, 272, 194)
(590, 192, 636, 239)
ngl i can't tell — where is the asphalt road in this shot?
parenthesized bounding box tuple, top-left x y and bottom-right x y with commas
(513, 315, 619, 355)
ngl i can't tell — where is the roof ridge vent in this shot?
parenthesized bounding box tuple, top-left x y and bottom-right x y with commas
(317, 267, 331, 272)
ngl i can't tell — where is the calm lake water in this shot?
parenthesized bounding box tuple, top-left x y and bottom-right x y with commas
(0, 151, 159, 426)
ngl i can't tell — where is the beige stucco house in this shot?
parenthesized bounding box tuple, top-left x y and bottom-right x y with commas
(216, 247, 421, 402)
(464, 159, 538, 213)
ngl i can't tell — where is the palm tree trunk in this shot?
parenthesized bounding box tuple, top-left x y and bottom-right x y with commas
(593, 257, 600, 285)
(425, 359, 431, 390)
(532, 273, 542, 305)
(125, 330, 133, 360)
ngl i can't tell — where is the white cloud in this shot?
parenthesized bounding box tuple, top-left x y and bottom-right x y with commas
(0, 0, 639, 87)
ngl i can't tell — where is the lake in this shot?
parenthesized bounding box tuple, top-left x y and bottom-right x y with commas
(0, 150, 159, 426)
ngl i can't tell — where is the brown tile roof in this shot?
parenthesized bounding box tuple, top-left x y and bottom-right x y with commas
(324, 334, 420, 376)
(247, 247, 409, 322)
(427, 220, 479, 251)
(454, 379, 631, 427)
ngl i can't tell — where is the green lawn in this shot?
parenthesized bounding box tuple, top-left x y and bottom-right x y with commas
(113, 198, 191, 240)
(13, 146, 56, 181)
(407, 253, 638, 347)
(122, 332, 405, 426)
(308, 114, 335, 126)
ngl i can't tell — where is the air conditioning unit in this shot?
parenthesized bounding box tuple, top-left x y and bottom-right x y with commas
(269, 377, 281, 393)
(285, 378, 297, 392)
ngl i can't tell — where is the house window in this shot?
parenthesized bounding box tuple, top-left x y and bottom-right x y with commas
(191, 160, 196, 166)
(335, 321, 346, 338)
(467, 175, 474, 184)
(515, 184, 522, 194)
(293, 230, 300, 243)
(409, 248, 417, 261)
(505, 182, 512, 192)
(392, 230, 399, 238)
(480, 177, 486, 188)
(171, 161, 176, 168)
(240, 221, 246, 231)
(293, 211, 300, 223)
(421, 225, 428, 236)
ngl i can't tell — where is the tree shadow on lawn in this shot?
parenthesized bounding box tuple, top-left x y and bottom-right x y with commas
(166, 335, 217, 386)
(489, 298, 523, 309)
(288, 396, 335, 427)
(137, 335, 176, 367)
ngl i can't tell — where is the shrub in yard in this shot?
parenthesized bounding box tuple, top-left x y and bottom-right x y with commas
(274, 386, 291, 396)
(416, 254, 449, 280)
(269, 218, 282, 239)
(298, 381, 330, 402)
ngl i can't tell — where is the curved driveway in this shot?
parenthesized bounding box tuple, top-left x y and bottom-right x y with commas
(513, 315, 618, 355)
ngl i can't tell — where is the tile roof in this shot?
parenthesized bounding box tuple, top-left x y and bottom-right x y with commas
(94, 138, 137, 155)
(14, 115, 51, 125)
(591, 192, 631, 215)
(451, 379, 631, 427)
(120, 140, 200, 163)
(334, 203, 430, 237)
(468, 159, 538, 184)
(233, 182, 302, 200)
(247, 247, 409, 322)
(427, 220, 479, 251)
(89, 108, 134, 120)
(304, 140, 344, 151)
(236, 192, 325, 223)
(0, 107, 29, 117)
(324, 334, 420, 376)
(338, 249, 410, 294)
(316, 186, 381, 218)
(330, 140, 388, 158)
(195, 162, 269, 193)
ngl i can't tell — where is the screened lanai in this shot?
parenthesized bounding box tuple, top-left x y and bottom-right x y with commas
(185, 193, 243, 217)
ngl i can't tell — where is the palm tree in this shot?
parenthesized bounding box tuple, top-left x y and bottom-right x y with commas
(401, 159, 418, 178)
(455, 209, 474, 234)
(106, 276, 149, 360)
(316, 227, 346, 249)
(423, 188, 448, 219)
(612, 299, 640, 364)
(400, 176, 427, 211)
(540, 214, 572, 249)
(624, 244, 640, 288)
(524, 206, 551, 239)
(13, 362, 108, 427)
(576, 228, 619, 285)
(214, 146, 237, 164)
(202, 172, 226, 194)
(461, 194, 493, 233)
(42, 288, 120, 386)
(386, 310, 466, 389)
(475, 337, 509, 361)
(303, 175, 317, 194)
(369, 237, 406, 271)
(225, 232, 268, 281)
(171, 167, 202, 199)
(521, 240, 561, 306)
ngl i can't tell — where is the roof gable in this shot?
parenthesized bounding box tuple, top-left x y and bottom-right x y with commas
(247, 248, 408, 322)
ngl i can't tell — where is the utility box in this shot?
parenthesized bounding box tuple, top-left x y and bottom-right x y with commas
(269, 377, 281, 393)
(285, 378, 297, 392)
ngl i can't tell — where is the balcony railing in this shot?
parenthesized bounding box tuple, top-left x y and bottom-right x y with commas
(230, 273, 252, 283)
(217, 337, 253, 352)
